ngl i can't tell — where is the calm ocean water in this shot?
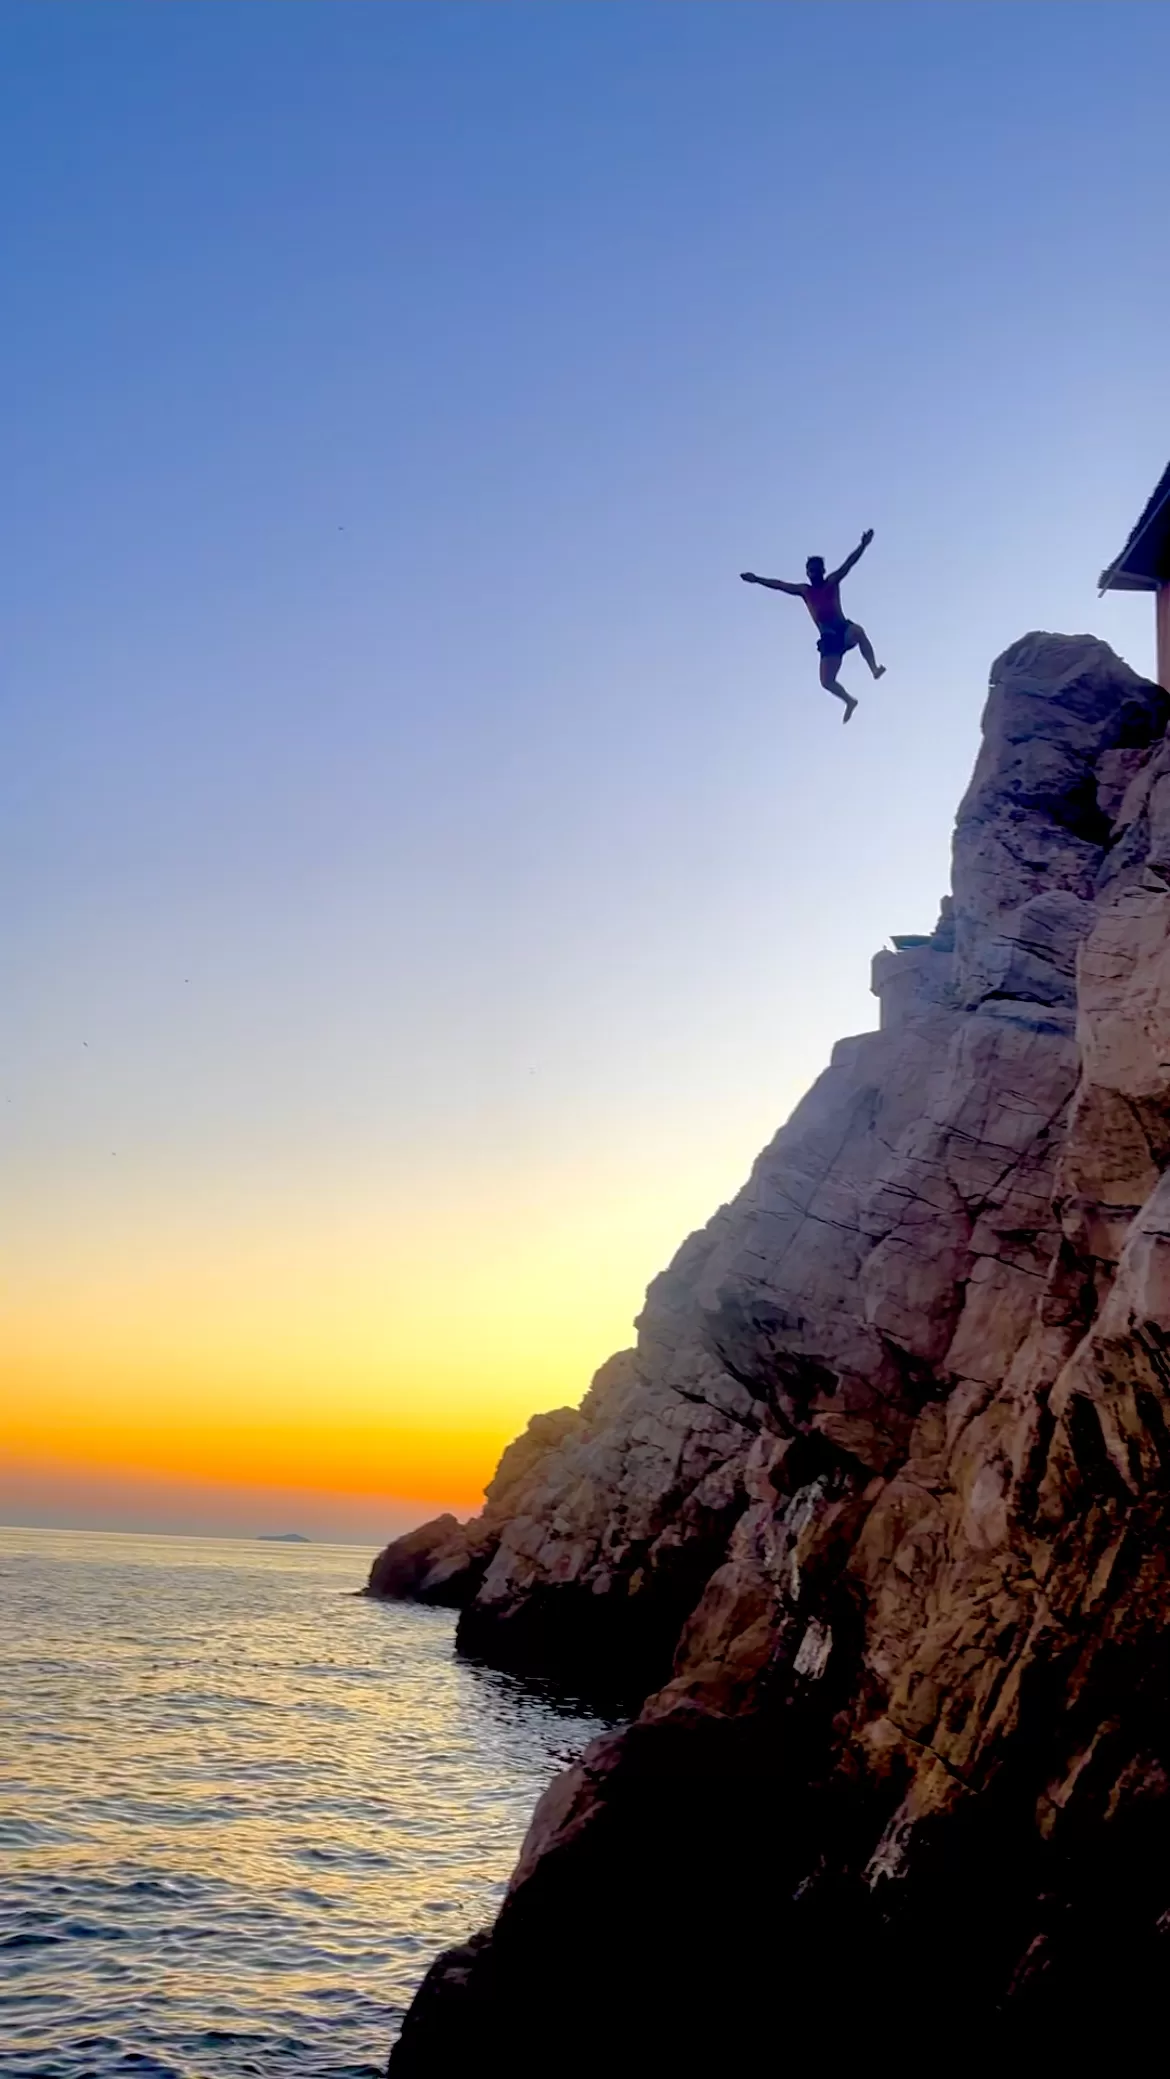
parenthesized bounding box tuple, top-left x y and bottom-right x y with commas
(0, 1526, 612, 2079)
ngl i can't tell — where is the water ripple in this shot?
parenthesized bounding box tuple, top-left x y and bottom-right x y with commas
(0, 1526, 613, 2077)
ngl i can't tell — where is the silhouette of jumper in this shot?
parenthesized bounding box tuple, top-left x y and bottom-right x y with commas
(741, 529, 886, 723)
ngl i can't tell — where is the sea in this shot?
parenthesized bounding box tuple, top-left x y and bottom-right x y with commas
(0, 1525, 614, 2079)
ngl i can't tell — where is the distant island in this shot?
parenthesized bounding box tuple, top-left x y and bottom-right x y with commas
(257, 1532, 310, 1543)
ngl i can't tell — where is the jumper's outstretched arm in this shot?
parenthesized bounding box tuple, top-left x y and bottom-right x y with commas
(740, 572, 805, 595)
(827, 528, 874, 587)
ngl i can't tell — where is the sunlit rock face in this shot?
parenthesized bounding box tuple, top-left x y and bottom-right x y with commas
(385, 634, 1170, 2066)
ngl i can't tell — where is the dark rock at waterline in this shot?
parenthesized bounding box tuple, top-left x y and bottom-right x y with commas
(365, 1513, 486, 1606)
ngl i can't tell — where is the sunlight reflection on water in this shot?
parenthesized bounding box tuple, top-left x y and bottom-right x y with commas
(0, 1526, 614, 2078)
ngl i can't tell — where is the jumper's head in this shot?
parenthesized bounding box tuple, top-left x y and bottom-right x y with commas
(806, 556, 825, 583)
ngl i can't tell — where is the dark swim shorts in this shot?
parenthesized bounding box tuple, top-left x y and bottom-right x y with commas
(816, 619, 858, 658)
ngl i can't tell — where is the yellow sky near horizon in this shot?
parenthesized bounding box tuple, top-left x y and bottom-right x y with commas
(3, 1101, 794, 1521)
(3, 1245, 619, 1515)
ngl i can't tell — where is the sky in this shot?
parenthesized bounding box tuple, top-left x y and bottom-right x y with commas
(2, 0, 1168, 1542)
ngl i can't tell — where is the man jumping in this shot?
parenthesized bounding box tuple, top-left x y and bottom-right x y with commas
(741, 529, 886, 723)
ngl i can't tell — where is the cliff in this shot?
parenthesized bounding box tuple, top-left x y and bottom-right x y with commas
(380, 633, 1170, 2064)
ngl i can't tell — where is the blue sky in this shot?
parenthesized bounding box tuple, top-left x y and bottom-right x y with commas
(3, 1, 1168, 1535)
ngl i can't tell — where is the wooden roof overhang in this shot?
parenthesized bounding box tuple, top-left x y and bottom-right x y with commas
(1099, 460, 1170, 594)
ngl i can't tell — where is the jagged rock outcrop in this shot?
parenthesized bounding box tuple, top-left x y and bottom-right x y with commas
(378, 633, 1170, 2066)
(368, 1305, 757, 1694)
(365, 1413, 587, 1605)
(365, 1511, 484, 1605)
(372, 632, 1159, 1702)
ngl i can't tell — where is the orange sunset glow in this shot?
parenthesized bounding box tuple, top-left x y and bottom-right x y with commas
(4, 1092, 804, 1535)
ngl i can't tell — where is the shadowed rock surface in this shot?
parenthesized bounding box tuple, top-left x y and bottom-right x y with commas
(382, 634, 1170, 2065)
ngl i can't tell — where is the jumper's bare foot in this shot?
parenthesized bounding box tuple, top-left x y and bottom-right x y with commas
(872, 663, 886, 680)
(843, 696, 858, 724)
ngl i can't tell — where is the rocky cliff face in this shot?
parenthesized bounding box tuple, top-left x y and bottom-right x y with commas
(381, 634, 1170, 2065)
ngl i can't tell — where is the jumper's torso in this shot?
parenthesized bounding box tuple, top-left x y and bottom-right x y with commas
(803, 578, 845, 630)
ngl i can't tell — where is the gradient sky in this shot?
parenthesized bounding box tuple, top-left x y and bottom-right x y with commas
(3, 1, 1168, 1541)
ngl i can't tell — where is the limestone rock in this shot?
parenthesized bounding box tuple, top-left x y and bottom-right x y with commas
(365, 1409, 584, 1609)
(383, 634, 1170, 2064)
(365, 1512, 487, 1606)
(377, 633, 1160, 1703)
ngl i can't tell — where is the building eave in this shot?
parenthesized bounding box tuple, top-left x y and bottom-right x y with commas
(1099, 460, 1170, 595)
(1098, 567, 1160, 595)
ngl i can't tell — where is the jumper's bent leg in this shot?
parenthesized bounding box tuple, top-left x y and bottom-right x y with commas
(852, 623, 885, 679)
(820, 654, 857, 723)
